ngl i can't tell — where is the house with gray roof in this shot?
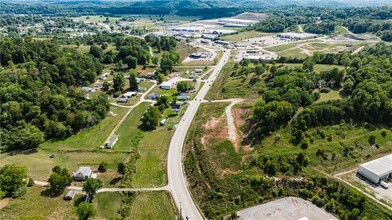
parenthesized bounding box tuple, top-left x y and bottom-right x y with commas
(73, 167, 92, 181)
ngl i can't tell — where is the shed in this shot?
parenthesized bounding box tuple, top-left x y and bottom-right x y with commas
(177, 94, 189, 101)
(357, 154, 392, 184)
(137, 87, 147, 92)
(73, 167, 92, 181)
(194, 69, 203, 73)
(106, 136, 118, 149)
(64, 190, 76, 200)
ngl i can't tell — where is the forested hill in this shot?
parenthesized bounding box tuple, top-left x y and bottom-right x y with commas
(0, 0, 391, 18)
(0, 37, 109, 152)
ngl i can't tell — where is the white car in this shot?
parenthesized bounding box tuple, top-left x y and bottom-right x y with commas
(186, 215, 191, 220)
(380, 181, 389, 189)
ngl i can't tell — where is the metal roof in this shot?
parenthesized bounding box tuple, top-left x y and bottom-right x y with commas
(360, 154, 392, 176)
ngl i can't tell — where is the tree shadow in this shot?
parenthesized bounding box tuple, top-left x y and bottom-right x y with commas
(40, 188, 63, 198)
(110, 177, 122, 185)
(6, 148, 38, 156)
(74, 195, 86, 207)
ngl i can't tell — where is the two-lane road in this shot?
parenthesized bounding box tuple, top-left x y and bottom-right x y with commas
(167, 49, 231, 220)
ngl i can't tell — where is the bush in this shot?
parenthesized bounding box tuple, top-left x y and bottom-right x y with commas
(98, 162, 107, 173)
(381, 129, 387, 137)
(368, 135, 376, 145)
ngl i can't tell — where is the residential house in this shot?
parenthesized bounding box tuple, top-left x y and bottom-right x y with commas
(117, 96, 128, 103)
(147, 93, 159, 100)
(73, 167, 92, 181)
(124, 91, 137, 98)
(194, 69, 203, 73)
(177, 94, 189, 101)
(137, 87, 147, 92)
(81, 87, 92, 93)
(160, 82, 173, 90)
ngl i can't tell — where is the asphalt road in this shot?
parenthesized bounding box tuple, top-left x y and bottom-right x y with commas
(167, 49, 231, 220)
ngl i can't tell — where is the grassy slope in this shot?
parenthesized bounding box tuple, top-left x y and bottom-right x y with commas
(95, 192, 123, 219)
(40, 106, 128, 151)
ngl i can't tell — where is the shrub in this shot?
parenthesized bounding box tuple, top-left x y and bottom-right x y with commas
(98, 162, 107, 173)
(368, 135, 376, 145)
(380, 129, 387, 137)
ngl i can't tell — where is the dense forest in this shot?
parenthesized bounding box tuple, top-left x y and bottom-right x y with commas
(0, 37, 110, 151)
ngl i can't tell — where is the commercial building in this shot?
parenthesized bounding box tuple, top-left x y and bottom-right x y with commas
(357, 154, 392, 184)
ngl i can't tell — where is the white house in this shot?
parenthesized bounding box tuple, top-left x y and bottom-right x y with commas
(123, 91, 137, 98)
(73, 167, 92, 181)
(357, 154, 392, 184)
(160, 82, 173, 90)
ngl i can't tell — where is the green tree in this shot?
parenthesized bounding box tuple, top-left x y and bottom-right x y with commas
(76, 202, 96, 220)
(82, 178, 102, 199)
(48, 166, 72, 192)
(117, 162, 126, 175)
(102, 81, 110, 91)
(255, 64, 265, 75)
(125, 55, 138, 69)
(0, 165, 27, 198)
(141, 106, 160, 130)
(98, 162, 107, 173)
(89, 45, 103, 59)
(113, 72, 125, 92)
(177, 81, 190, 92)
(156, 73, 165, 84)
(129, 69, 138, 91)
(160, 52, 174, 74)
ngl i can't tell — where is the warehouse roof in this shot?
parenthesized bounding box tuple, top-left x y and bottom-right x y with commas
(360, 154, 392, 176)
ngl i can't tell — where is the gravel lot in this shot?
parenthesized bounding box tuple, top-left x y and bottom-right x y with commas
(238, 197, 338, 220)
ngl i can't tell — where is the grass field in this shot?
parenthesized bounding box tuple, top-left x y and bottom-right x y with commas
(0, 186, 79, 219)
(259, 124, 392, 174)
(277, 48, 308, 58)
(265, 39, 322, 52)
(206, 62, 265, 100)
(177, 42, 198, 62)
(40, 106, 128, 151)
(220, 31, 271, 42)
(133, 128, 172, 187)
(315, 89, 343, 103)
(128, 192, 177, 220)
(95, 192, 123, 219)
(280, 63, 344, 73)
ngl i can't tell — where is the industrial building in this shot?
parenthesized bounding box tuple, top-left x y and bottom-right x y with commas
(217, 18, 258, 27)
(277, 32, 318, 41)
(357, 154, 392, 184)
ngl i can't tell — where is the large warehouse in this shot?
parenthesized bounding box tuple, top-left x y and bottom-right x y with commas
(357, 154, 392, 184)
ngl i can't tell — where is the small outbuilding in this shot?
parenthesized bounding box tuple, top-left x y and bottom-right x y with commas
(123, 91, 137, 98)
(117, 96, 128, 103)
(357, 154, 392, 184)
(64, 190, 76, 200)
(73, 167, 92, 181)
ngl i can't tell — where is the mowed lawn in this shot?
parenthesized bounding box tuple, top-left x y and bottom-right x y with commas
(40, 106, 128, 151)
(128, 192, 177, 220)
(95, 192, 123, 219)
(114, 102, 150, 152)
(315, 89, 343, 103)
(133, 129, 173, 187)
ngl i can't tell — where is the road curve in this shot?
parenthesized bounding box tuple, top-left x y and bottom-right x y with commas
(167, 49, 231, 220)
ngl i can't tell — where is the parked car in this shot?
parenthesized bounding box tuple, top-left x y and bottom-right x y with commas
(380, 181, 389, 189)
